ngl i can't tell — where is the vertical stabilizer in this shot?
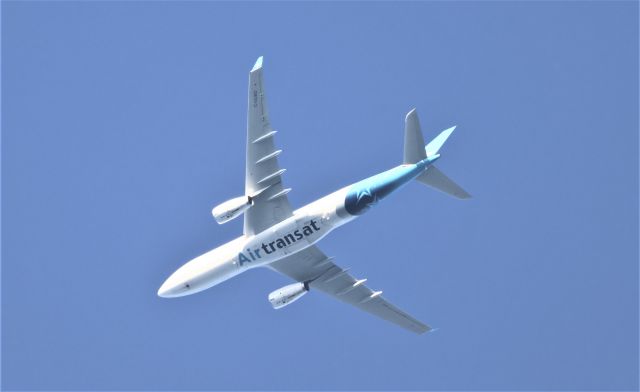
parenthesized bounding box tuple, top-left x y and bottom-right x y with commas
(403, 109, 427, 164)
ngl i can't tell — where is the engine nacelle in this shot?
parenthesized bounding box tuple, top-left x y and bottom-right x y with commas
(268, 282, 309, 309)
(211, 196, 252, 224)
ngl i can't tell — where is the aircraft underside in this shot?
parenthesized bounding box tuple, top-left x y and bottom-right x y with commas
(158, 57, 470, 334)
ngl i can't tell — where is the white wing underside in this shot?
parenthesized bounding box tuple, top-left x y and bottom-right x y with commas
(243, 57, 294, 236)
(269, 246, 431, 334)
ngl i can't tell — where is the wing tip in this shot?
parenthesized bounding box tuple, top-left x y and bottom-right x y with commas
(251, 56, 264, 72)
(405, 107, 418, 121)
(413, 324, 434, 334)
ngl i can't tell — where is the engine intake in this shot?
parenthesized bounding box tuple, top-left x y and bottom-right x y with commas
(268, 282, 309, 309)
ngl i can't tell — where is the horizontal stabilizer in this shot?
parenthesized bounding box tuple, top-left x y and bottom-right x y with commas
(426, 126, 456, 157)
(416, 165, 471, 199)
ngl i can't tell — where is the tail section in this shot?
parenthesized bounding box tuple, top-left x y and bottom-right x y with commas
(402, 108, 471, 199)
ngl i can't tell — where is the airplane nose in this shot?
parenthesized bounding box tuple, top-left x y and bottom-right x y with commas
(157, 280, 182, 298)
(157, 277, 192, 298)
(157, 283, 171, 298)
(157, 280, 174, 298)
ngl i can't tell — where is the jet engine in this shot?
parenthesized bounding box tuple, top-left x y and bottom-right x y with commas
(211, 196, 253, 224)
(268, 282, 309, 309)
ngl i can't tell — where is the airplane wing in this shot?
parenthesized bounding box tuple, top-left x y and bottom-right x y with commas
(244, 57, 294, 236)
(268, 246, 431, 334)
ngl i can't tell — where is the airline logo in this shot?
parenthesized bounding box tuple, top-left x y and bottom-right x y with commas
(345, 164, 421, 215)
(238, 220, 321, 265)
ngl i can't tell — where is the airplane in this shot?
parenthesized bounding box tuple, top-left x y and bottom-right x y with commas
(157, 57, 470, 334)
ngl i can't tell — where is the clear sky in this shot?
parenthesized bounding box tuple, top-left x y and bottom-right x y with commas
(2, 2, 638, 390)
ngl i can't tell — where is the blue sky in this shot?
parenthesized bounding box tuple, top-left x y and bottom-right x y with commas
(2, 2, 638, 390)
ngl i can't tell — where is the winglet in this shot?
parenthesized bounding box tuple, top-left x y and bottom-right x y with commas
(251, 56, 264, 72)
(405, 107, 417, 121)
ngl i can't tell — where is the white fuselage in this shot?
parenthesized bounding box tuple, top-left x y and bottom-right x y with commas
(157, 187, 354, 298)
(158, 159, 433, 298)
